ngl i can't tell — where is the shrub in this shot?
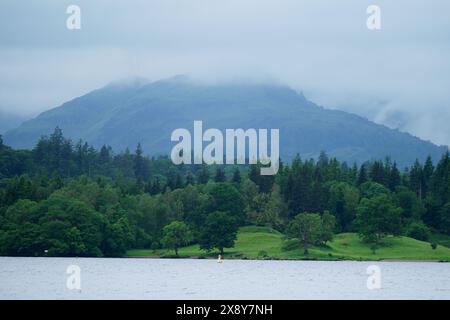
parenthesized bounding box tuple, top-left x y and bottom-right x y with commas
(258, 250, 268, 258)
(407, 221, 431, 241)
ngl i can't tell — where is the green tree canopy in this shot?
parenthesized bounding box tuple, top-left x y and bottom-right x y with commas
(286, 213, 323, 255)
(161, 221, 193, 256)
(356, 194, 402, 246)
(206, 183, 245, 224)
(199, 211, 238, 255)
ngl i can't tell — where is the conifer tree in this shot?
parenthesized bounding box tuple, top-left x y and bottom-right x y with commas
(232, 168, 242, 184)
(214, 168, 226, 182)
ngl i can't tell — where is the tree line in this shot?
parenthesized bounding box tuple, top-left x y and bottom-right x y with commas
(0, 128, 449, 257)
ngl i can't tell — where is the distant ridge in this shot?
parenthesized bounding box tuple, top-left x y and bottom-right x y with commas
(0, 111, 28, 135)
(4, 76, 448, 168)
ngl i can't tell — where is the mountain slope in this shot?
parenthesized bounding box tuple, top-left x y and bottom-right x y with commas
(0, 111, 27, 134)
(4, 77, 448, 167)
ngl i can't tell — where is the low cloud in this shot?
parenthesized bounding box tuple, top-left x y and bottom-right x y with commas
(0, 0, 449, 146)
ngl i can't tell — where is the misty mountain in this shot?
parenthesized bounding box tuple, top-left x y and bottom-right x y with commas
(0, 111, 27, 135)
(3, 76, 448, 168)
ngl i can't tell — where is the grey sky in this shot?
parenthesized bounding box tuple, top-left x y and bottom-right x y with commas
(0, 0, 449, 146)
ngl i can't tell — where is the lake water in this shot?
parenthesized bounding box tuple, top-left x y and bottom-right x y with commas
(0, 257, 449, 299)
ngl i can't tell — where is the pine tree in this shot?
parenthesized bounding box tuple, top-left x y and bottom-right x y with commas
(48, 128, 73, 177)
(248, 165, 259, 185)
(389, 162, 401, 191)
(278, 159, 284, 175)
(134, 143, 145, 181)
(423, 155, 434, 195)
(197, 164, 209, 184)
(166, 174, 176, 190)
(232, 168, 242, 184)
(175, 173, 183, 189)
(369, 160, 385, 185)
(185, 171, 195, 186)
(410, 159, 424, 198)
(317, 151, 329, 168)
(350, 163, 358, 184)
(214, 168, 226, 182)
(99, 145, 112, 164)
(151, 177, 162, 195)
(119, 148, 135, 178)
(86, 145, 97, 177)
(430, 152, 450, 205)
(357, 164, 367, 186)
(327, 158, 340, 181)
(74, 140, 88, 175)
(248, 164, 274, 193)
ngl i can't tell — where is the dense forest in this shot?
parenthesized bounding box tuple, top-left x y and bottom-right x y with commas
(0, 127, 449, 257)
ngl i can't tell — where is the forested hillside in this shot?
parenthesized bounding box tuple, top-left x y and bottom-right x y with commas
(0, 128, 449, 257)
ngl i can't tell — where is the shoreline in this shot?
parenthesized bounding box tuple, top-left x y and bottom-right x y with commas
(124, 255, 449, 263)
(0, 255, 447, 263)
(0, 256, 450, 263)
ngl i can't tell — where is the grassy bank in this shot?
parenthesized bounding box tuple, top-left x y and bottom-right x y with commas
(126, 226, 450, 262)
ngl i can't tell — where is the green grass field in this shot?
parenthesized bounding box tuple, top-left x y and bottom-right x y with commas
(126, 226, 450, 262)
(429, 232, 450, 248)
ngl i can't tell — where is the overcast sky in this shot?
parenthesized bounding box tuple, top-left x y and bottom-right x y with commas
(0, 0, 449, 146)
